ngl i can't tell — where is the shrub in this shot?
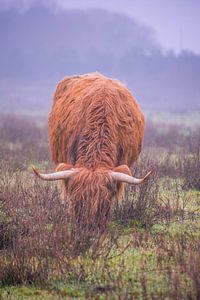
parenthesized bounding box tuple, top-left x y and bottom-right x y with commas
(111, 157, 161, 228)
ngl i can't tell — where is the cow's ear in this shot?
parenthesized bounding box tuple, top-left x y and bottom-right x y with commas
(56, 163, 74, 172)
(113, 165, 132, 176)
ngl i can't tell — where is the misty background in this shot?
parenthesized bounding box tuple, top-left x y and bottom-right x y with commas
(0, 0, 199, 112)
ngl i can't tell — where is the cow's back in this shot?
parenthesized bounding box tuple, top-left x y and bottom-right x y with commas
(49, 73, 144, 169)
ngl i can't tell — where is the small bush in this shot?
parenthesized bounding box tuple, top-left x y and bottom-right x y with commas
(112, 164, 160, 228)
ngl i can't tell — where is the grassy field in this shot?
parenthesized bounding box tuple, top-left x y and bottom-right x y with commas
(0, 113, 199, 299)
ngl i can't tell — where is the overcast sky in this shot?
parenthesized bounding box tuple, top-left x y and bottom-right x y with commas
(1, 0, 200, 54)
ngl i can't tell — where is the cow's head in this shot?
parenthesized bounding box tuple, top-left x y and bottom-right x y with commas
(33, 164, 151, 231)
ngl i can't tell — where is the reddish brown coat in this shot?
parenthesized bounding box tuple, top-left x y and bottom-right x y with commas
(48, 73, 145, 227)
(49, 73, 144, 169)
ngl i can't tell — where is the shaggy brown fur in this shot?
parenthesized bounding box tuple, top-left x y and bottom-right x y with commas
(49, 73, 144, 229)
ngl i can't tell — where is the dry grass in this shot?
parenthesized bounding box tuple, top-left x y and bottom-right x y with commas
(0, 114, 199, 299)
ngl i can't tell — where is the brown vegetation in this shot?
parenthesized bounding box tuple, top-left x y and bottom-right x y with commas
(0, 114, 199, 299)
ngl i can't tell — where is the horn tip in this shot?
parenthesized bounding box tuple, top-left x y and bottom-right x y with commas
(32, 165, 40, 178)
(144, 171, 152, 180)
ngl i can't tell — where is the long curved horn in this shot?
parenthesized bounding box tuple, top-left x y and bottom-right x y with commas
(110, 171, 151, 185)
(32, 166, 79, 181)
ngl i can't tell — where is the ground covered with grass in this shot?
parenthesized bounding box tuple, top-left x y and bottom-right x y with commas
(0, 114, 199, 299)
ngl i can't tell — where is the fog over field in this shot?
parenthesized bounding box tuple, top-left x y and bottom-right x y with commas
(0, 0, 199, 112)
(0, 2, 200, 299)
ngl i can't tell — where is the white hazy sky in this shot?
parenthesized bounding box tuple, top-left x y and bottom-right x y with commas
(1, 0, 200, 54)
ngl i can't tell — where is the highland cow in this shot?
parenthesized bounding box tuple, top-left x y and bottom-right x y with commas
(33, 73, 151, 230)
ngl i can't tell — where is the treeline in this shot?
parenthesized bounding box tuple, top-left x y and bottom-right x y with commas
(0, 7, 199, 111)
